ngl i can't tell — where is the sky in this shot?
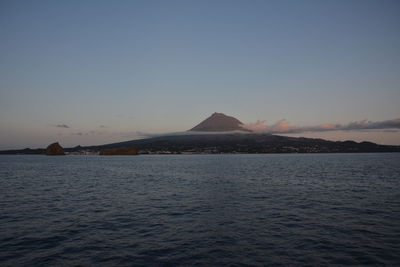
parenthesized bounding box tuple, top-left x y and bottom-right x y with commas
(0, 0, 399, 149)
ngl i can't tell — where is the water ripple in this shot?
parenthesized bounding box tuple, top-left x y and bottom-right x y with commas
(1, 153, 400, 266)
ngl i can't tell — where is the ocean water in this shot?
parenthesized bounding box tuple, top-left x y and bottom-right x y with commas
(0, 153, 399, 266)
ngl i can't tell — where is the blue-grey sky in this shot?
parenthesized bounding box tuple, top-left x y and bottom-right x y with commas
(1, 0, 399, 149)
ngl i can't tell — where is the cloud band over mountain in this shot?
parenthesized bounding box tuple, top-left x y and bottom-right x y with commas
(242, 119, 400, 134)
(63, 117, 400, 140)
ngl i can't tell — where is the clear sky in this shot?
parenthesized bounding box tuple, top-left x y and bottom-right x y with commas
(1, 0, 399, 149)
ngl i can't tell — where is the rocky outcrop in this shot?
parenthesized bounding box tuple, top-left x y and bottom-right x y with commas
(99, 147, 139, 155)
(46, 142, 65, 155)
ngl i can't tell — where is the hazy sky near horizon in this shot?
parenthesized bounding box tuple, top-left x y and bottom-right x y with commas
(1, 0, 400, 149)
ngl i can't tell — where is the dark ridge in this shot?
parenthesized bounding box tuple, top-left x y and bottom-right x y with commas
(1, 134, 400, 154)
(66, 134, 400, 154)
(0, 148, 45, 154)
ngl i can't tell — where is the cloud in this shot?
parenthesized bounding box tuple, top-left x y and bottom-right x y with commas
(54, 124, 70, 128)
(241, 119, 291, 132)
(242, 118, 400, 134)
(241, 120, 268, 131)
(71, 132, 85, 136)
(341, 119, 400, 130)
(270, 120, 291, 132)
(69, 130, 158, 139)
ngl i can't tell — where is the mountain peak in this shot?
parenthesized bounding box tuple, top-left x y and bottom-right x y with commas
(189, 112, 250, 132)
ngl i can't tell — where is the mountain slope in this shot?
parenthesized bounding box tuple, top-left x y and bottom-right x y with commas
(72, 133, 400, 154)
(189, 112, 249, 132)
(1, 133, 400, 154)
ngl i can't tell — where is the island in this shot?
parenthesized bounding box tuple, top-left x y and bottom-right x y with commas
(46, 142, 65, 156)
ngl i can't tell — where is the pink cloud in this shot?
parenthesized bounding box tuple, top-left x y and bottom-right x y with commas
(242, 118, 400, 134)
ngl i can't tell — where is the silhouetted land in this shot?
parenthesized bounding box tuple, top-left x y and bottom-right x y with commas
(45, 142, 65, 156)
(189, 112, 250, 132)
(99, 147, 139, 155)
(1, 134, 399, 154)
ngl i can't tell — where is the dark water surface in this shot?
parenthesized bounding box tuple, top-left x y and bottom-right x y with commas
(1, 153, 400, 266)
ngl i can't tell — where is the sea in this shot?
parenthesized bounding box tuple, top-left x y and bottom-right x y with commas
(0, 153, 399, 266)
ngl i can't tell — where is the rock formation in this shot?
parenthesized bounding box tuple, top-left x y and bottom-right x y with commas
(46, 142, 65, 155)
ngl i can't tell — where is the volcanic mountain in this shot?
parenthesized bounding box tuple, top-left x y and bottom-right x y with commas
(189, 112, 250, 132)
(2, 112, 400, 155)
